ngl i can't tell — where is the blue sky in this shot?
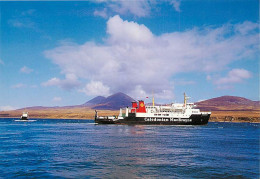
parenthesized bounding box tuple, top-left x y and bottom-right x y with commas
(0, 0, 259, 110)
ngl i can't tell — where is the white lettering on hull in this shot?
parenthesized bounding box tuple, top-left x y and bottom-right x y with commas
(144, 118, 192, 122)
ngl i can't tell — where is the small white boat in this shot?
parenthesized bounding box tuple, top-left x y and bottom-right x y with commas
(20, 112, 28, 120)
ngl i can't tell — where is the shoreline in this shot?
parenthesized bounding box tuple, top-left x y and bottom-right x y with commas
(0, 108, 259, 123)
(0, 117, 259, 123)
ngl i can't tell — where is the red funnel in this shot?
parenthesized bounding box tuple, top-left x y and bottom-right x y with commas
(136, 100, 146, 113)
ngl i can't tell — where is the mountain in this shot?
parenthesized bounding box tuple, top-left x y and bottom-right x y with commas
(83, 92, 135, 110)
(195, 96, 259, 111)
(83, 96, 106, 106)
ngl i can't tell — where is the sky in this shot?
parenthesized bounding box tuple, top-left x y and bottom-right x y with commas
(0, 0, 259, 110)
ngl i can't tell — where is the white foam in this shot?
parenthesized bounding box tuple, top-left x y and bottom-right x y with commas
(14, 120, 37, 122)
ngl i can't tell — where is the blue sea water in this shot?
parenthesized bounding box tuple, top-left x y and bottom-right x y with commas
(0, 119, 259, 178)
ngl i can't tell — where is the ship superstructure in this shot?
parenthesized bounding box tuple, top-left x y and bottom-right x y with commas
(95, 93, 211, 125)
(20, 112, 28, 120)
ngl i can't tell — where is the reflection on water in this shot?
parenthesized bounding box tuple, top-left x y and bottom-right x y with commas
(0, 119, 259, 178)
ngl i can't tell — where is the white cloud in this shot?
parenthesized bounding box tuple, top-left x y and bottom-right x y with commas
(153, 89, 174, 101)
(130, 85, 174, 101)
(20, 66, 34, 74)
(235, 21, 258, 35)
(0, 106, 17, 111)
(109, 0, 150, 17)
(52, 97, 62, 102)
(170, 0, 181, 12)
(79, 81, 110, 97)
(215, 68, 252, 86)
(94, 8, 108, 18)
(93, 0, 151, 17)
(8, 8, 36, 29)
(106, 15, 153, 44)
(130, 85, 148, 99)
(93, 0, 183, 18)
(44, 16, 258, 100)
(8, 19, 35, 29)
(42, 74, 80, 90)
(12, 83, 27, 89)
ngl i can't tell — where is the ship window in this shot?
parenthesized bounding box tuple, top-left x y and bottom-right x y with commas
(158, 114, 161, 116)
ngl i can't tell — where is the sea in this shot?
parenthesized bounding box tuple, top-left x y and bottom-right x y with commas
(0, 118, 259, 178)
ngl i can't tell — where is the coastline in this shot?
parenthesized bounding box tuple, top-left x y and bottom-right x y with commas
(0, 117, 259, 123)
(0, 118, 259, 123)
(0, 108, 259, 123)
(209, 119, 260, 123)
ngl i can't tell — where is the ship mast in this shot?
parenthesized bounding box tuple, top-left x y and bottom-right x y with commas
(184, 93, 191, 107)
(152, 91, 155, 107)
(184, 92, 187, 107)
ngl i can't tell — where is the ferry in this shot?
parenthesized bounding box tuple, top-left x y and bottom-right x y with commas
(20, 112, 28, 120)
(95, 93, 211, 125)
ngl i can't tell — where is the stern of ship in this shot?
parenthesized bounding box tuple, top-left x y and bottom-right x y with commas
(190, 113, 211, 125)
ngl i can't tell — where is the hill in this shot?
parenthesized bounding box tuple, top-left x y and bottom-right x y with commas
(83, 92, 135, 110)
(82, 96, 106, 106)
(195, 96, 259, 111)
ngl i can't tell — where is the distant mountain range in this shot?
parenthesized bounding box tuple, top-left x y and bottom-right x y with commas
(1, 92, 259, 120)
(1, 91, 258, 122)
(81, 92, 259, 111)
(6, 92, 260, 112)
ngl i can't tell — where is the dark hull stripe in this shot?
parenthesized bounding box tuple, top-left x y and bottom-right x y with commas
(95, 114, 210, 125)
